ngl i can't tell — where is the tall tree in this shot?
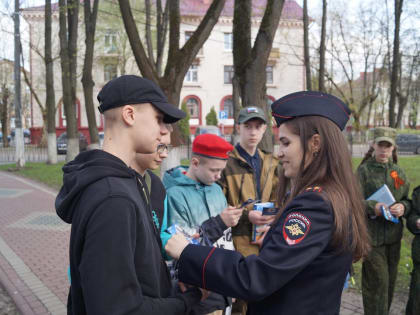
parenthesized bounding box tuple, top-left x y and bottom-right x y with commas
(14, 0, 24, 168)
(395, 52, 419, 127)
(81, 0, 100, 149)
(1, 84, 10, 148)
(388, 0, 403, 127)
(58, 0, 79, 162)
(318, 0, 327, 92)
(118, 0, 226, 145)
(232, 0, 285, 152)
(45, 0, 57, 164)
(303, 0, 312, 91)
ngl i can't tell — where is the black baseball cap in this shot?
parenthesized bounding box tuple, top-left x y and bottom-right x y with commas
(271, 91, 351, 131)
(97, 75, 186, 123)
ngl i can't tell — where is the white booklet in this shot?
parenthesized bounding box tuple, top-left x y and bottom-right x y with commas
(367, 184, 395, 206)
(367, 184, 399, 223)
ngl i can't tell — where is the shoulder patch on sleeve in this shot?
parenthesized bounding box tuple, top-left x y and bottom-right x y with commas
(305, 186, 323, 193)
(282, 212, 311, 245)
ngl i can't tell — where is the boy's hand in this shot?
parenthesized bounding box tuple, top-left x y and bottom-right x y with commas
(416, 219, 420, 230)
(165, 233, 189, 260)
(248, 210, 275, 225)
(220, 206, 243, 227)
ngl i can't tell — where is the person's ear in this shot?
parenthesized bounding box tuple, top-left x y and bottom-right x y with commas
(191, 156, 200, 168)
(309, 134, 321, 155)
(121, 105, 136, 126)
(235, 124, 241, 134)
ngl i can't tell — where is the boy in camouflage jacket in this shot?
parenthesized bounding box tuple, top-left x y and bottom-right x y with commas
(357, 127, 411, 315)
(406, 186, 420, 315)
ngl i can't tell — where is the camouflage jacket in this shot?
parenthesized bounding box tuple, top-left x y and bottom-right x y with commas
(357, 157, 411, 246)
(218, 147, 281, 237)
(407, 186, 420, 263)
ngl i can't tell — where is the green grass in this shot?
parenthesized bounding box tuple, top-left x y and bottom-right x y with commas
(0, 162, 65, 190)
(2, 156, 420, 294)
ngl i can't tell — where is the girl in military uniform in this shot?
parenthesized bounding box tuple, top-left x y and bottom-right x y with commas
(357, 127, 411, 315)
(405, 185, 420, 315)
(165, 91, 371, 315)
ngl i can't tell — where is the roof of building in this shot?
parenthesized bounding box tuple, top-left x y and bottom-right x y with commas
(23, 0, 303, 20)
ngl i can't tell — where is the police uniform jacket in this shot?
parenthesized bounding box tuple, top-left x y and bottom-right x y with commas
(176, 188, 352, 315)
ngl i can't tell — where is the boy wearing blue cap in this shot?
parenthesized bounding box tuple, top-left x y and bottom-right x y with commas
(56, 75, 203, 314)
(165, 91, 371, 315)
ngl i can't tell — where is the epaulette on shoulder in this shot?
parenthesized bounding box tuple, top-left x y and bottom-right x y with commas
(305, 186, 323, 193)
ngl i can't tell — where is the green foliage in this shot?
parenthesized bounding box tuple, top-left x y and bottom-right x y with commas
(178, 102, 190, 143)
(206, 106, 218, 126)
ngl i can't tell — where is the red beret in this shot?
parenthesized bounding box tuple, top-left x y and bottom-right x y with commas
(192, 134, 234, 160)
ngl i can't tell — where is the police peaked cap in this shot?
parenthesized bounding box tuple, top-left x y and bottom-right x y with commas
(271, 91, 351, 131)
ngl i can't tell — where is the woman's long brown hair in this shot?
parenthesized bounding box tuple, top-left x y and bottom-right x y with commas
(276, 116, 370, 262)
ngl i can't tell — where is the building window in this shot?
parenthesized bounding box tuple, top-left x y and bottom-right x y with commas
(185, 31, 203, 54)
(104, 30, 117, 53)
(185, 31, 193, 43)
(186, 97, 200, 118)
(221, 97, 234, 118)
(224, 66, 234, 84)
(104, 64, 118, 81)
(224, 32, 233, 51)
(185, 64, 198, 83)
(266, 66, 274, 84)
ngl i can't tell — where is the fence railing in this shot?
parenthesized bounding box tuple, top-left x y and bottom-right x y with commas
(0, 145, 65, 163)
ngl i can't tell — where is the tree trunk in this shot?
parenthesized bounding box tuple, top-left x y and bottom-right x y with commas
(388, 0, 403, 127)
(14, 0, 25, 168)
(59, 0, 79, 162)
(45, 0, 57, 164)
(318, 0, 327, 92)
(1, 85, 9, 148)
(233, 0, 284, 152)
(82, 0, 100, 150)
(303, 0, 312, 91)
(118, 0, 226, 168)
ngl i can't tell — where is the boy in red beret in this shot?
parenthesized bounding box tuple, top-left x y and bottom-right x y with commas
(163, 133, 243, 315)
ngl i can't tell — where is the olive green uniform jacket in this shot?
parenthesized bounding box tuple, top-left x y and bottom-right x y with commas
(218, 148, 281, 237)
(406, 186, 420, 315)
(357, 158, 411, 246)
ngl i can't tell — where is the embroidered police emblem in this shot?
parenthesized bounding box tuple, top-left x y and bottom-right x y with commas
(283, 212, 311, 245)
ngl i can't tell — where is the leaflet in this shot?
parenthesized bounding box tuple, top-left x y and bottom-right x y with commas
(251, 202, 278, 242)
(367, 184, 395, 207)
(367, 184, 399, 223)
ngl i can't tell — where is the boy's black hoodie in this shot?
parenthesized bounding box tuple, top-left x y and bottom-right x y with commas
(56, 150, 200, 315)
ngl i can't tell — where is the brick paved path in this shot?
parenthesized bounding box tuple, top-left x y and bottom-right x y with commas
(0, 171, 409, 314)
(0, 171, 68, 315)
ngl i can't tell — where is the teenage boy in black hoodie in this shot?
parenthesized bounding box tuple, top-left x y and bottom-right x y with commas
(55, 75, 202, 315)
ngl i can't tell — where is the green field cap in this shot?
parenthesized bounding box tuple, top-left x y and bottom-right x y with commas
(237, 106, 267, 124)
(373, 127, 396, 146)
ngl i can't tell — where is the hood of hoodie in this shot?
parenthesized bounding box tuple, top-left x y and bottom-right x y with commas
(55, 149, 137, 224)
(162, 165, 201, 190)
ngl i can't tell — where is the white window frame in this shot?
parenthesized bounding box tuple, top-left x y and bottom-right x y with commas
(185, 64, 198, 83)
(224, 33, 233, 51)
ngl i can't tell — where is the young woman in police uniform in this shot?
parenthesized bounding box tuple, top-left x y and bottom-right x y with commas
(166, 91, 371, 315)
